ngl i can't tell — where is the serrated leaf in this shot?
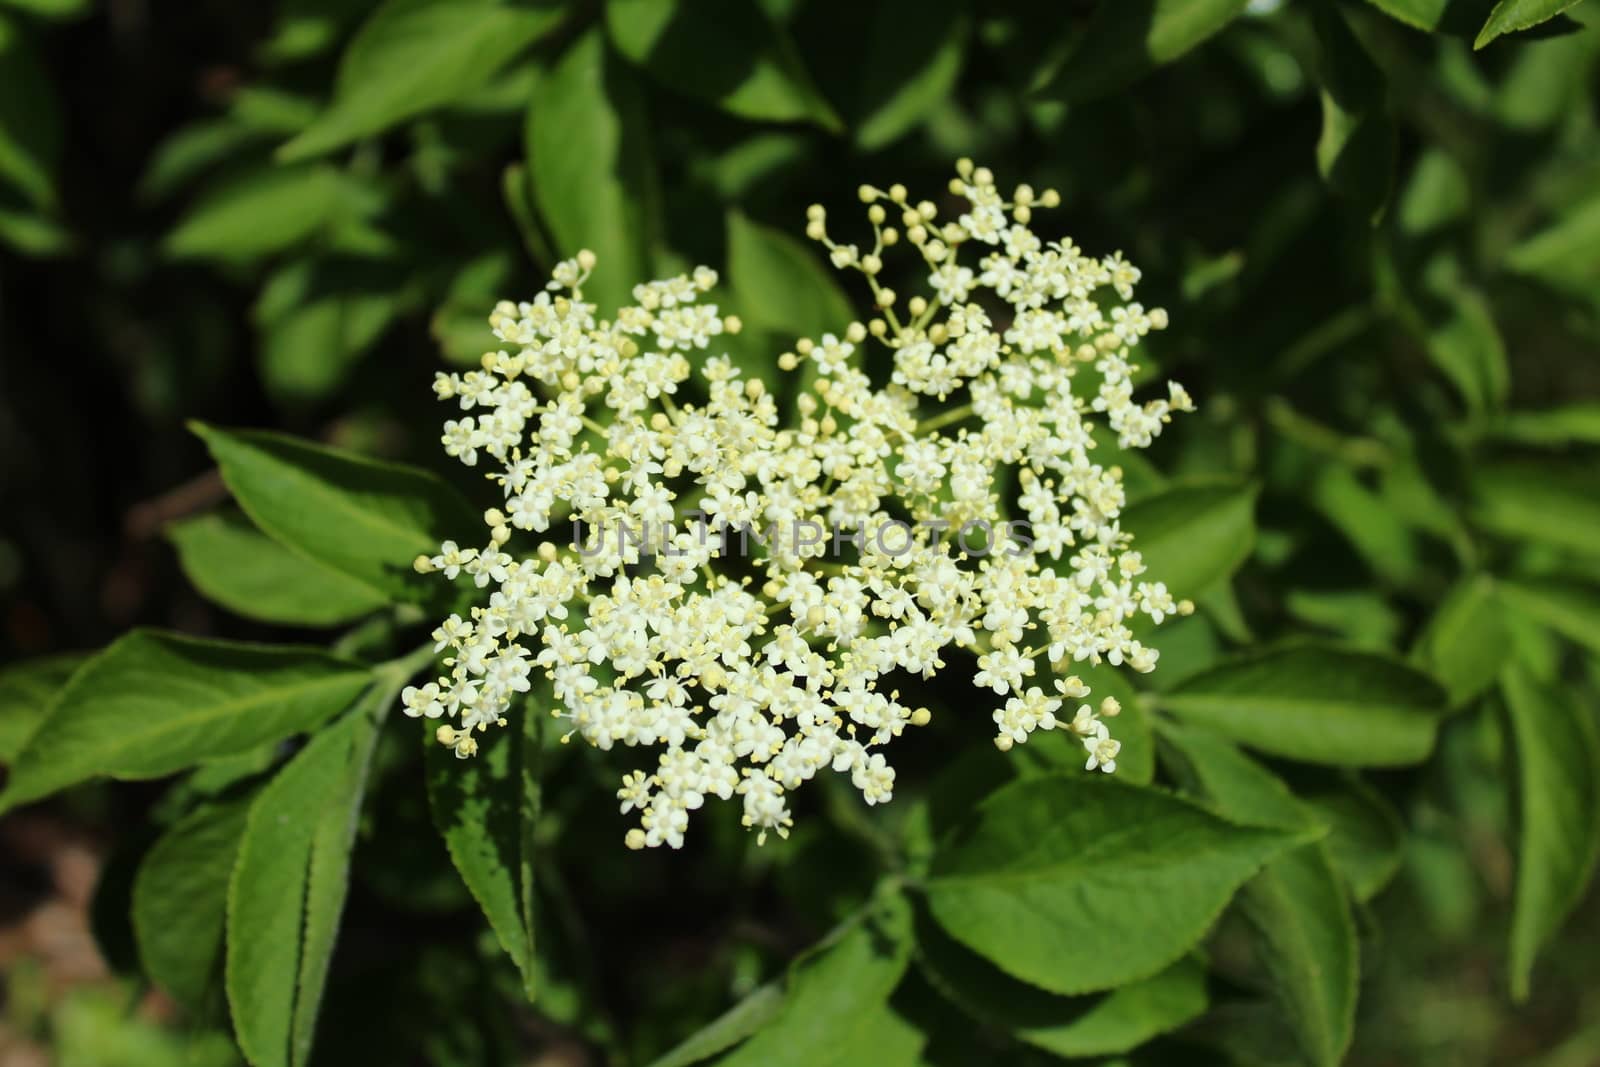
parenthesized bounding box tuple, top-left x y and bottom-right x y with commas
(606, 0, 842, 130)
(168, 511, 389, 627)
(1499, 577, 1600, 656)
(718, 893, 915, 1066)
(1476, 0, 1587, 47)
(1158, 645, 1449, 766)
(526, 31, 656, 314)
(1160, 724, 1356, 1067)
(914, 906, 1207, 1059)
(278, 0, 565, 161)
(192, 423, 476, 606)
(424, 701, 540, 1000)
(926, 776, 1303, 995)
(1501, 665, 1600, 1000)
(1411, 574, 1509, 707)
(1035, 0, 1250, 102)
(228, 701, 385, 1067)
(0, 631, 369, 814)
(1121, 481, 1258, 600)
(132, 795, 252, 1013)
(0, 652, 84, 761)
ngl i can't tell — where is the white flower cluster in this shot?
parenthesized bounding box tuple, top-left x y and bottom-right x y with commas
(407, 161, 1194, 849)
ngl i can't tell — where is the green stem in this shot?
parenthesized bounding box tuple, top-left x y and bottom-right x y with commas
(1263, 398, 1390, 469)
(916, 402, 975, 434)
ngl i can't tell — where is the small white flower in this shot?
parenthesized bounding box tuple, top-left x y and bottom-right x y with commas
(414, 161, 1189, 849)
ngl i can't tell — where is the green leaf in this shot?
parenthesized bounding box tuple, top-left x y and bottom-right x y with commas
(1307, 464, 1423, 585)
(915, 907, 1208, 1059)
(259, 0, 375, 65)
(228, 701, 385, 1067)
(168, 511, 389, 627)
(849, 2, 969, 150)
(254, 259, 404, 403)
(191, 423, 477, 606)
(1313, 0, 1395, 222)
(1010, 662, 1156, 785)
(1411, 574, 1510, 707)
(1035, 0, 1250, 102)
(0, 0, 91, 18)
(0, 631, 369, 814)
(1301, 780, 1405, 902)
(1160, 725, 1356, 1067)
(1423, 284, 1510, 413)
(1360, 0, 1493, 32)
(278, 0, 565, 161)
(138, 120, 268, 203)
(1504, 598, 1565, 682)
(1156, 721, 1318, 832)
(646, 984, 785, 1067)
(1158, 645, 1449, 766)
(606, 0, 843, 130)
(164, 165, 365, 263)
(718, 893, 915, 1066)
(925, 776, 1303, 995)
(425, 702, 541, 1000)
(1492, 22, 1596, 128)
(526, 31, 657, 313)
(430, 250, 521, 367)
(0, 195, 69, 255)
(0, 13, 62, 210)
(1483, 404, 1600, 447)
(1505, 194, 1600, 293)
(1471, 460, 1600, 558)
(132, 795, 253, 1013)
(1120, 481, 1257, 600)
(1284, 588, 1405, 651)
(1476, 0, 1587, 47)
(1499, 577, 1600, 656)
(1398, 148, 1470, 234)
(1236, 844, 1358, 1067)
(1501, 665, 1600, 1000)
(0, 652, 84, 762)
(726, 210, 854, 340)
(823, 1005, 924, 1066)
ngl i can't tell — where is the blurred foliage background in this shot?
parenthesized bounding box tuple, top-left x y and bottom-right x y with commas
(3, 0, 1600, 1065)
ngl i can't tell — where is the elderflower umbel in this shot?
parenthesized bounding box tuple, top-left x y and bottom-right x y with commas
(407, 162, 1195, 849)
